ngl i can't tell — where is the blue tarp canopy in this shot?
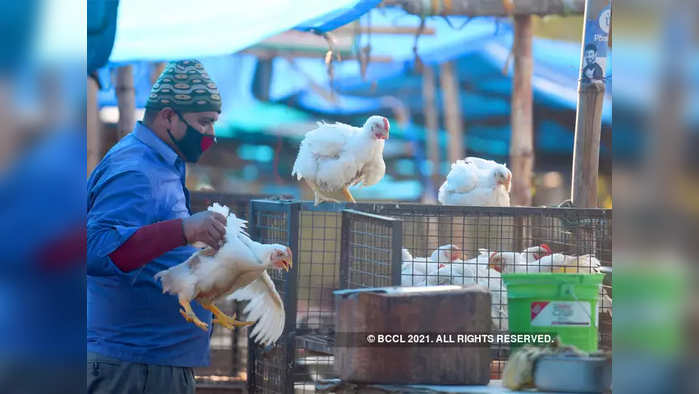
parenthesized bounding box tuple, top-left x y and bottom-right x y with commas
(103, 0, 378, 63)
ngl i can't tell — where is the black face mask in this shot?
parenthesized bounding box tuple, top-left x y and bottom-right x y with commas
(166, 111, 216, 163)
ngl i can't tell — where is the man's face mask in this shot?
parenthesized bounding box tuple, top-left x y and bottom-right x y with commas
(166, 111, 216, 162)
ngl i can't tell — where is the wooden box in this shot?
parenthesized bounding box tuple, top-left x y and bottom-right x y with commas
(333, 286, 492, 385)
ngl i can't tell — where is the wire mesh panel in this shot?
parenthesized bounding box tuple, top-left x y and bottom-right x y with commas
(339, 209, 402, 289)
(246, 200, 612, 387)
(189, 191, 269, 386)
(247, 200, 297, 394)
(247, 201, 352, 393)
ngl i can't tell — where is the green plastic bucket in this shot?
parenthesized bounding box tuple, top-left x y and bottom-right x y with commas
(502, 273, 604, 352)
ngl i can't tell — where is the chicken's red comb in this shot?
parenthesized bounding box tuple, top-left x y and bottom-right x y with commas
(382, 117, 389, 131)
(489, 251, 502, 272)
(540, 243, 552, 255)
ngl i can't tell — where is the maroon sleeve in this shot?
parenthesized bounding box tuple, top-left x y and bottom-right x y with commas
(109, 218, 187, 272)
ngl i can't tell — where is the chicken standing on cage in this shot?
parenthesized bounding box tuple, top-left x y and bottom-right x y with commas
(292, 116, 390, 205)
(400, 245, 462, 286)
(438, 157, 512, 206)
(154, 203, 292, 346)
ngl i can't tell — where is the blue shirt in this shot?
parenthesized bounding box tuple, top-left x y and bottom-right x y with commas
(87, 122, 212, 367)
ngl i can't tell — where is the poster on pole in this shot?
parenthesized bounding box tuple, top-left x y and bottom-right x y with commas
(581, 2, 611, 84)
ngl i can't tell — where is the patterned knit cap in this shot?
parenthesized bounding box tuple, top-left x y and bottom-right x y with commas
(145, 59, 221, 113)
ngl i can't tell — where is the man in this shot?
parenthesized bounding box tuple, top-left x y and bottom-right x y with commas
(581, 43, 604, 83)
(87, 59, 226, 394)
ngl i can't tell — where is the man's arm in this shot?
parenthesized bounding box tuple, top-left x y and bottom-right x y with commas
(87, 171, 226, 275)
(87, 170, 160, 275)
(108, 218, 187, 272)
(109, 210, 227, 272)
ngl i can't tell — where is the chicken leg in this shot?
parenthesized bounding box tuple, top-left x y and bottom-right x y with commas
(179, 296, 209, 331)
(306, 180, 340, 205)
(201, 302, 254, 329)
(342, 186, 356, 203)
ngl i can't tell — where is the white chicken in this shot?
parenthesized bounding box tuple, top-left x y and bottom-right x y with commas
(490, 247, 601, 274)
(292, 116, 390, 205)
(154, 203, 293, 346)
(487, 244, 553, 273)
(438, 157, 512, 206)
(432, 250, 509, 330)
(400, 244, 462, 286)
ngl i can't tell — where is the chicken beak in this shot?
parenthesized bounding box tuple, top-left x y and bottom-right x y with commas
(282, 261, 290, 272)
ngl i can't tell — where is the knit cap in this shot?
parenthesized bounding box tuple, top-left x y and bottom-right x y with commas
(145, 59, 221, 113)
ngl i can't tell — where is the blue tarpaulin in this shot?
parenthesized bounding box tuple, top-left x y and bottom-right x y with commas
(104, 0, 376, 63)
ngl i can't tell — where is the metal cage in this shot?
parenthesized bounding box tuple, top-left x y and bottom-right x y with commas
(246, 200, 612, 391)
(189, 191, 270, 387)
(341, 203, 611, 380)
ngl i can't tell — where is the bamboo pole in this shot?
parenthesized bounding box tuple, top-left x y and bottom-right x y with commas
(422, 65, 442, 189)
(115, 65, 136, 138)
(571, 0, 610, 208)
(509, 15, 534, 206)
(87, 76, 101, 176)
(382, 0, 584, 16)
(439, 61, 464, 163)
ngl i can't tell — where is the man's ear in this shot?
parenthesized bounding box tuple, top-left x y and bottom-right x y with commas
(159, 107, 176, 125)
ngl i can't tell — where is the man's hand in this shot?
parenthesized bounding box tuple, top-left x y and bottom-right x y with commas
(182, 211, 227, 250)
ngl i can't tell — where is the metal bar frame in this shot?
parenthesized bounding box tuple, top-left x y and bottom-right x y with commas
(339, 209, 403, 289)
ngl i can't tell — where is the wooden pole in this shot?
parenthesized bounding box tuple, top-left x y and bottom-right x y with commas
(571, 0, 611, 208)
(383, 0, 585, 17)
(439, 61, 464, 164)
(115, 65, 136, 138)
(509, 15, 534, 206)
(87, 76, 101, 176)
(422, 65, 442, 190)
(151, 62, 166, 84)
(571, 81, 605, 207)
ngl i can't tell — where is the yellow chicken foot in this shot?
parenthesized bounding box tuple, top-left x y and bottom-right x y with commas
(342, 186, 356, 203)
(201, 302, 255, 329)
(179, 297, 209, 331)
